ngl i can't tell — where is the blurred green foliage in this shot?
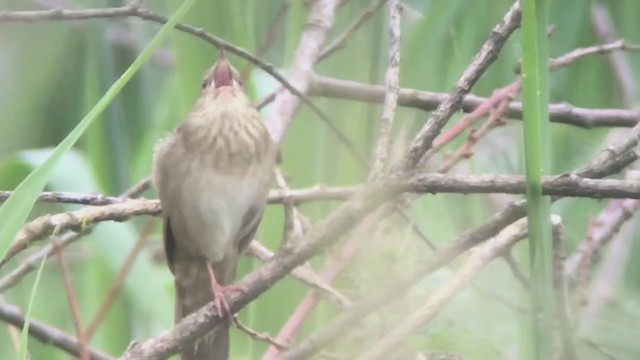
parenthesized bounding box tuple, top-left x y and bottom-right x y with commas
(0, 0, 639, 359)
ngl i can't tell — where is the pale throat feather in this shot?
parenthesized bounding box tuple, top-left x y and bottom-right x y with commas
(181, 87, 271, 177)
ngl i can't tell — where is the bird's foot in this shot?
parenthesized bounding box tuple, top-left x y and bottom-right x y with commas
(205, 263, 247, 321)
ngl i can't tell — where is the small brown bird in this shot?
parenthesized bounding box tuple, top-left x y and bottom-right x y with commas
(152, 51, 277, 360)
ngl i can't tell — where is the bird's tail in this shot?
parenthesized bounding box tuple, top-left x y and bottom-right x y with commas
(174, 259, 234, 360)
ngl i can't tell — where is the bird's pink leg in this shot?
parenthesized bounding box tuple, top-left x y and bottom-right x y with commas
(205, 262, 247, 320)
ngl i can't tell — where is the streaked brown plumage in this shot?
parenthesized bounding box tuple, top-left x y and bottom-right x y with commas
(152, 51, 276, 360)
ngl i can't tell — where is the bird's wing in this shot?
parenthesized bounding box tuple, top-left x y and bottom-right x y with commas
(235, 202, 266, 255)
(163, 216, 177, 273)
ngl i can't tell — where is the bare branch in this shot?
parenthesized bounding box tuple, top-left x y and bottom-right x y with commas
(248, 241, 352, 309)
(234, 316, 290, 351)
(264, 0, 340, 144)
(591, 5, 637, 106)
(318, 0, 388, 62)
(0, 191, 127, 206)
(310, 75, 640, 128)
(9, 165, 640, 216)
(256, 0, 387, 110)
(433, 91, 512, 172)
(551, 222, 579, 360)
(502, 251, 529, 289)
(0, 199, 160, 269)
(51, 227, 89, 360)
(399, 0, 522, 171)
(83, 220, 155, 340)
(565, 199, 640, 280)
(369, 0, 401, 178)
(121, 177, 151, 199)
(6, 170, 640, 270)
(0, 177, 149, 293)
(239, 2, 289, 81)
(0, 184, 356, 207)
(274, 169, 308, 248)
(550, 39, 640, 71)
(0, 300, 114, 360)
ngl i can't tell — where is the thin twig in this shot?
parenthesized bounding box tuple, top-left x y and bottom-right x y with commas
(502, 251, 529, 289)
(552, 222, 579, 360)
(369, 0, 401, 178)
(0, 184, 357, 207)
(274, 168, 307, 248)
(261, 234, 361, 360)
(424, 80, 520, 166)
(234, 316, 290, 351)
(0, 191, 127, 206)
(83, 219, 156, 340)
(51, 227, 89, 360)
(591, 5, 637, 106)
(399, 0, 523, 171)
(256, 0, 388, 110)
(549, 39, 640, 71)
(121, 177, 151, 199)
(248, 241, 352, 309)
(580, 336, 618, 360)
(239, 2, 290, 82)
(584, 232, 634, 331)
(0, 294, 26, 358)
(319, 0, 388, 62)
(565, 197, 640, 281)
(434, 90, 512, 173)
(0, 230, 89, 293)
(0, 300, 115, 360)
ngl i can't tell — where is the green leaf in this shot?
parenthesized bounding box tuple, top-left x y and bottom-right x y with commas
(520, 0, 554, 359)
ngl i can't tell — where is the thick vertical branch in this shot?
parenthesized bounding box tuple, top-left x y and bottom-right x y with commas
(369, 0, 401, 178)
(265, 0, 341, 144)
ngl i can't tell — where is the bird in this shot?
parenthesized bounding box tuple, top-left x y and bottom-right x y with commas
(152, 50, 277, 360)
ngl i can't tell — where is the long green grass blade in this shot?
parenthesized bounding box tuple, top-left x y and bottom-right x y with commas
(0, 0, 201, 259)
(16, 244, 49, 360)
(520, 0, 554, 359)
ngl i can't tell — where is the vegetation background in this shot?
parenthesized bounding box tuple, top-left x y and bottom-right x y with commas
(0, 0, 639, 359)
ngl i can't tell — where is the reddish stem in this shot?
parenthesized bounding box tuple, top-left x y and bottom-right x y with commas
(262, 236, 360, 360)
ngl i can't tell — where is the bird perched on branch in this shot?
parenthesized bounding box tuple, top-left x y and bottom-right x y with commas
(153, 50, 277, 360)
